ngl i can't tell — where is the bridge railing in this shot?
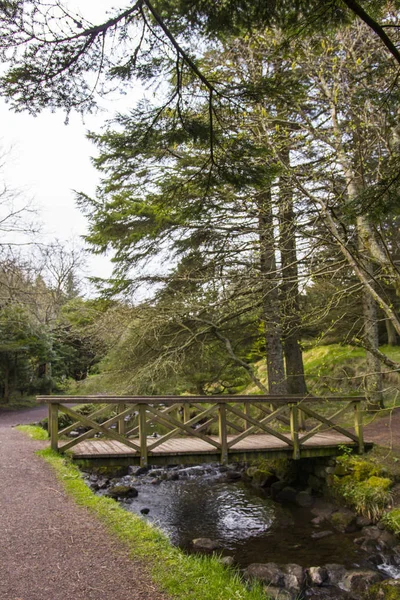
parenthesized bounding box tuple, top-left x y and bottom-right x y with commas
(37, 395, 365, 465)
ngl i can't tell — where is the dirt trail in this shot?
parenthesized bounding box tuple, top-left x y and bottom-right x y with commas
(0, 422, 168, 600)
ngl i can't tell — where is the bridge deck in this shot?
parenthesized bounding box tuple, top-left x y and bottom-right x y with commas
(65, 431, 372, 467)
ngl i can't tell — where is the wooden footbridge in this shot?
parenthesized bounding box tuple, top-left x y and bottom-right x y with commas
(37, 395, 371, 467)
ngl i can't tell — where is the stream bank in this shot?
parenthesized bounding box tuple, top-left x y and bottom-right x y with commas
(84, 459, 400, 600)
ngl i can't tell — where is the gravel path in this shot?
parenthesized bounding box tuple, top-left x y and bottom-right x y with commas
(0, 419, 169, 600)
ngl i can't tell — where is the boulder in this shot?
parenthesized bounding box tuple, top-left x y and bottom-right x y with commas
(271, 480, 288, 499)
(324, 564, 347, 586)
(330, 508, 357, 533)
(356, 515, 372, 528)
(192, 538, 220, 551)
(106, 484, 138, 499)
(282, 563, 304, 592)
(360, 526, 397, 550)
(225, 470, 242, 482)
(340, 569, 382, 594)
(133, 465, 150, 476)
(276, 486, 298, 503)
(244, 563, 283, 586)
(307, 566, 328, 586)
(263, 586, 293, 600)
(219, 556, 234, 567)
(304, 587, 348, 599)
(311, 500, 335, 520)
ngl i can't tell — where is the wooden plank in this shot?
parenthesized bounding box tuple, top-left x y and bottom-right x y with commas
(66, 430, 372, 462)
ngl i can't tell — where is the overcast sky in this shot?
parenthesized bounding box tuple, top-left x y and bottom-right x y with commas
(0, 0, 138, 291)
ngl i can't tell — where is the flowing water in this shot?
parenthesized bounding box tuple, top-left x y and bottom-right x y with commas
(122, 468, 369, 569)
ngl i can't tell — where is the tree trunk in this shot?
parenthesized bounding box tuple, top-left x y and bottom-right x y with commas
(278, 149, 307, 395)
(258, 189, 287, 394)
(385, 318, 397, 346)
(357, 215, 384, 410)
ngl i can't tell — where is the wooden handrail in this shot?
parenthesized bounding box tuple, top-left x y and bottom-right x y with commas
(38, 394, 364, 404)
(40, 394, 366, 464)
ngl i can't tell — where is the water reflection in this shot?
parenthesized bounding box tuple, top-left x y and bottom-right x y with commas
(126, 475, 365, 567)
(129, 478, 275, 550)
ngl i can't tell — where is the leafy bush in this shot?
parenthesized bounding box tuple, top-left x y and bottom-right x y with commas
(332, 454, 392, 520)
(382, 509, 400, 535)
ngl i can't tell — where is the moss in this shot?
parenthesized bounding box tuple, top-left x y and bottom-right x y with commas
(251, 457, 292, 480)
(250, 469, 274, 486)
(368, 580, 400, 599)
(331, 453, 393, 521)
(367, 476, 392, 490)
(382, 509, 400, 535)
(352, 461, 383, 481)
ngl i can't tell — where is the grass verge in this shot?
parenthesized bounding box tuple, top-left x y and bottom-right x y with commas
(18, 426, 265, 600)
(16, 425, 49, 440)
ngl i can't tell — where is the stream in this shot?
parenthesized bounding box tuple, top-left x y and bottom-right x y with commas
(96, 465, 382, 569)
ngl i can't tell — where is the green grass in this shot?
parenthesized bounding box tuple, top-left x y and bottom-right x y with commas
(15, 430, 266, 600)
(16, 425, 49, 440)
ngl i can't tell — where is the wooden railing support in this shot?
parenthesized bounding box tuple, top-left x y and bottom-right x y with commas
(183, 402, 190, 424)
(49, 403, 59, 451)
(219, 403, 228, 464)
(244, 402, 251, 430)
(118, 403, 126, 435)
(138, 404, 148, 467)
(290, 403, 300, 460)
(354, 401, 364, 454)
(298, 406, 306, 431)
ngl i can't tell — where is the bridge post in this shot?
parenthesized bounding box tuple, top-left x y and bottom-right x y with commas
(118, 403, 126, 435)
(183, 402, 190, 423)
(219, 403, 228, 464)
(354, 400, 364, 454)
(49, 403, 59, 452)
(290, 403, 300, 460)
(138, 404, 148, 467)
(244, 402, 250, 430)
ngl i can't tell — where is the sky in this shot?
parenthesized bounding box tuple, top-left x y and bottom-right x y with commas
(0, 0, 137, 292)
